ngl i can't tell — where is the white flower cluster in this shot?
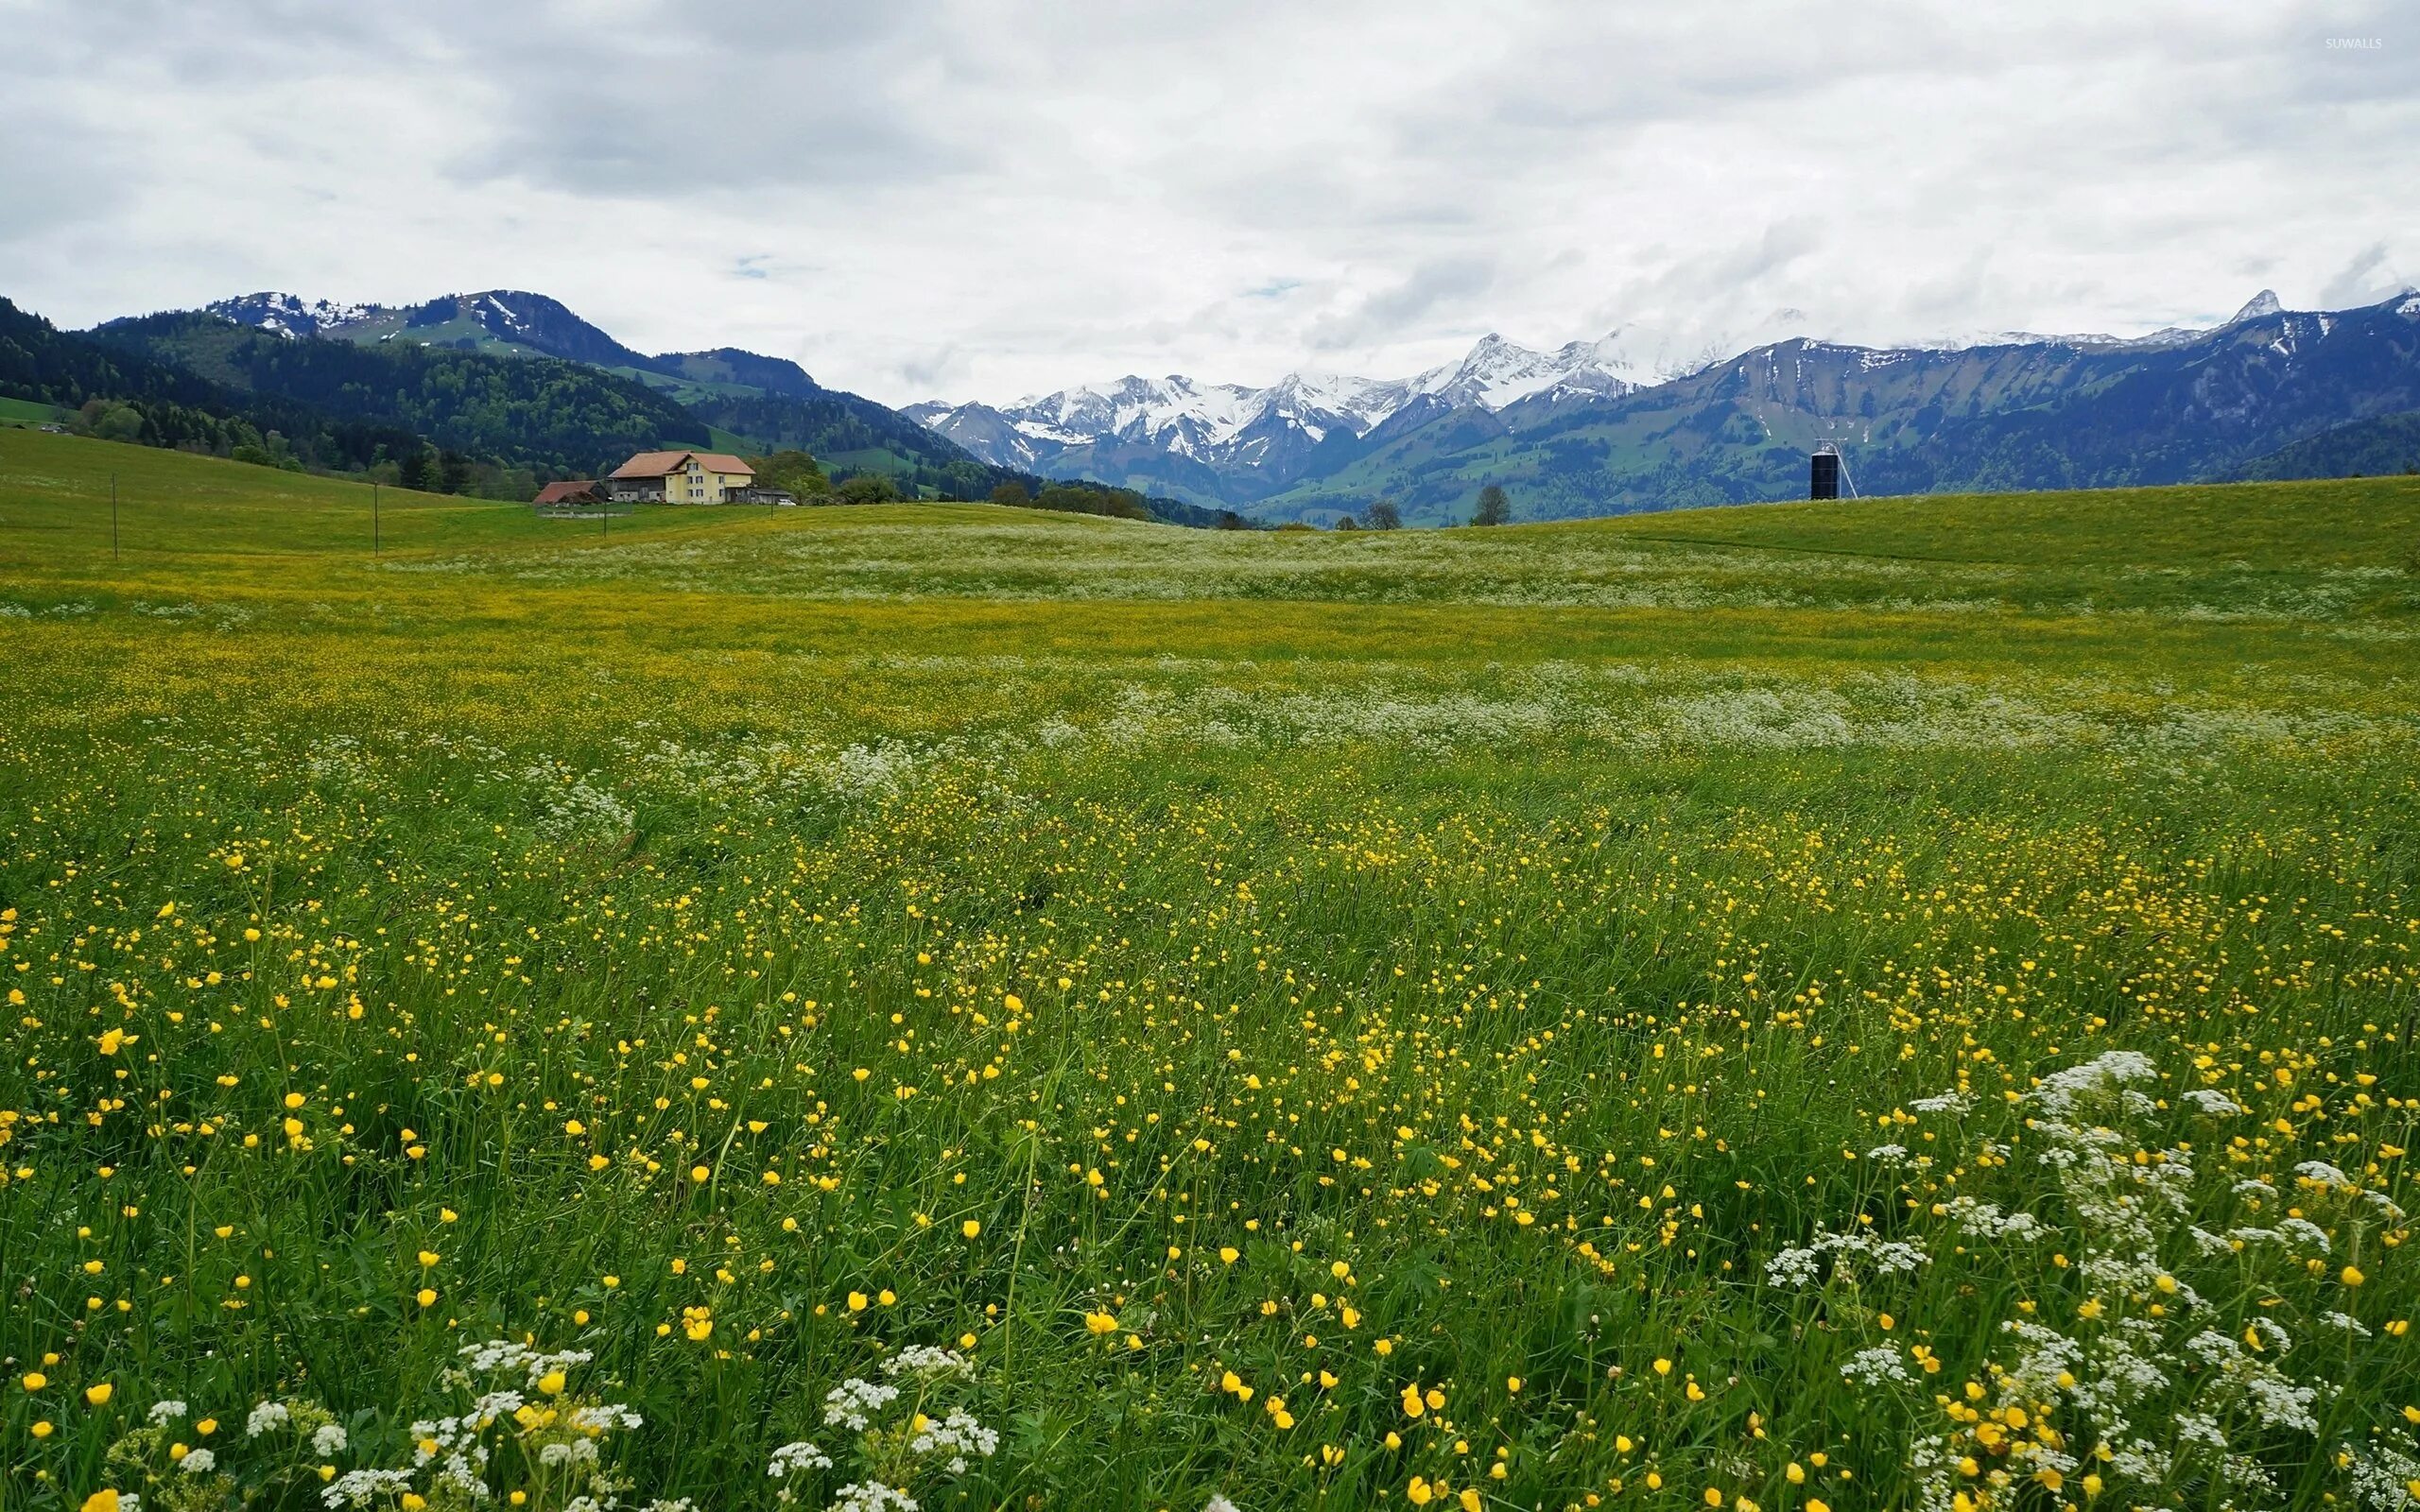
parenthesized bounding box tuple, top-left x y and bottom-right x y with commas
(769, 1440, 835, 1477)
(323, 1469, 416, 1509)
(831, 1484, 920, 1512)
(908, 1408, 1000, 1474)
(539, 1437, 602, 1469)
(148, 1400, 189, 1425)
(519, 761, 636, 845)
(1841, 1347, 1911, 1385)
(247, 1401, 291, 1437)
(1764, 1226, 1930, 1287)
(457, 1338, 596, 1390)
(1942, 1197, 2044, 1241)
(2029, 1049, 2159, 1117)
(1885, 1051, 2381, 1512)
(1908, 1089, 1979, 1116)
(882, 1346, 975, 1380)
(822, 1378, 901, 1432)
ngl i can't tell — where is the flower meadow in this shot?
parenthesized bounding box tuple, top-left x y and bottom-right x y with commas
(3, 433, 2418, 1511)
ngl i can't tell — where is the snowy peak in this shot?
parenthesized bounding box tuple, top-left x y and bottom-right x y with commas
(1923, 290, 2298, 353)
(206, 291, 378, 339)
(942, 329, 1651, 456)
(2229, 289, 2285, 325)
(909, 327, 1667, 486)
(198, 288, 772, 385)
(1406, 330, 1651, 409)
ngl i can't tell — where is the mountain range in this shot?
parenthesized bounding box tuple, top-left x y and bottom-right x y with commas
(5, 288, 1224, 522)
(11, 282, 2418, 527)
(909, 289, 2420, 523)
(190, 290, 1005, 492)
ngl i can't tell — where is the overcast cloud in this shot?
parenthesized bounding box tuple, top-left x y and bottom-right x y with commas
(1, 0, 2411, 404)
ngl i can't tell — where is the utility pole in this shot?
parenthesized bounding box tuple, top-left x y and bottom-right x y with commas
(111, 473, 119, 562)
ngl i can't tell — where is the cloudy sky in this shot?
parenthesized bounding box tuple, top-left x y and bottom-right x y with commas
(3, 0, 2411, 405)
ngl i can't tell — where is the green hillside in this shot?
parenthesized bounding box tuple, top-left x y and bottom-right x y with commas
(0, 395, 65, 427)
(90, 312, 708, 474)
(2236, 409, 2420, 480)
(0, 428, 772, 559)
(1245, 301, 2420, 524)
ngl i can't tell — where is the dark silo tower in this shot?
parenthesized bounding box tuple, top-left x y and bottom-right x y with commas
(1809, 447, 1841, 501)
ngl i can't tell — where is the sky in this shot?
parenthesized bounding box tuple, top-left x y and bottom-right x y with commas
(2, 0, 2411, 407)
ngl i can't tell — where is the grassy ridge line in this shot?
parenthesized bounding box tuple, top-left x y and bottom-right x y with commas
(14, 426, 2420, 574)
(1586, 475, 2420, 569)
(0, 428, 870, 563)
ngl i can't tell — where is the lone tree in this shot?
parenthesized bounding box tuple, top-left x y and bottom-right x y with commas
(1470, 484, 1512, 526)
(755, 449, 829, 500)
(1364, 498, 1402, 530)
(397, 448, 436, 492)
(989, 481, 1031, 507)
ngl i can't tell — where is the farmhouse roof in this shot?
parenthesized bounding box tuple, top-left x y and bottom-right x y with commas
(610, 450, 754, 479)
(533, 480, 596, 505)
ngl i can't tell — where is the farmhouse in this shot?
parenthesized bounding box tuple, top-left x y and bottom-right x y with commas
(532, 480, 599, 508)
(604, 450, 755, 504)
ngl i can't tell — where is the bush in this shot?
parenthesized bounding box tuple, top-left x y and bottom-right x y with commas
(836, 473, 903, 505)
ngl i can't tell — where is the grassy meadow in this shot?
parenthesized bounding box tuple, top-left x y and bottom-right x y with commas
(2, 427, 2418, 1512)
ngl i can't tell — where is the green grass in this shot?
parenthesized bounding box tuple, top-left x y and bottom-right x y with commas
(0, 430, 804, 560)
(2, 430, 2418, 1512)
(0, 396, 65, 427)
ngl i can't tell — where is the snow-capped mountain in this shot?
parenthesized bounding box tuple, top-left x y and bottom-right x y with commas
(204, 289, 664, 371)
(207, 292, 381, 339)
(912, 289, 2420, 519)
(906, 329, 1667, 489)
(1915, 290, 2290, 354)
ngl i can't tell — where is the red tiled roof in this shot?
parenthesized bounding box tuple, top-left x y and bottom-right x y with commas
(533, 480, 596, 505)
(609, 450, 754, 479)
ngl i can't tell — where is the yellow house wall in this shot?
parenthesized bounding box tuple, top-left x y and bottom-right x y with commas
(628, 456, 754, 503)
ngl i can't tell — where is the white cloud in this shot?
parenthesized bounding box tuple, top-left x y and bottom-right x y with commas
(3, 0, 2412, 404)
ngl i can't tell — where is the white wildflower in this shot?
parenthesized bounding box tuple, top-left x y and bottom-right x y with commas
(882, 1346, 975, 1380)
(1841, 1347, 1911, 1385)
(831, 1484, 920, 1512)
(179, 1448, 217, 1475)
(908, 1407, 999, 1474)
(2278, 1217, 2333, 1254)
(148, 1400, 189, 1425)
(248, 1400, 292, 1436)
(324, 1469, 416, 1508)
(768, 1441, 834, 1477)
(822, 1378, 901, 1432)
